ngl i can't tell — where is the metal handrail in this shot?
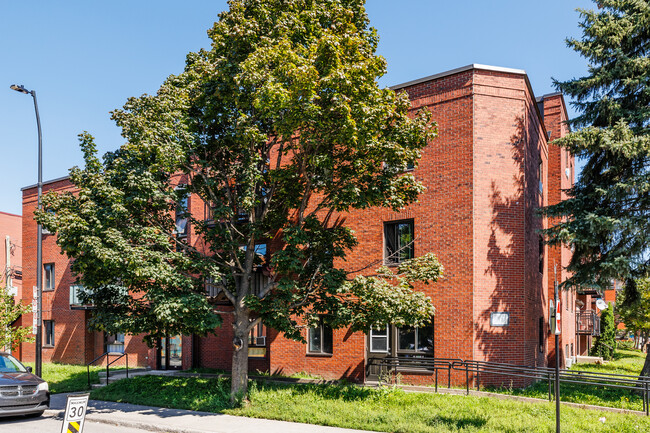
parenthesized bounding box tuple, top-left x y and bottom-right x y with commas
(369, 356, 650, 416)
(86, 351, 129, 389)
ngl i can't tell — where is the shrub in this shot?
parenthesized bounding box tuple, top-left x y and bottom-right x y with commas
(591, 304, 616, 360)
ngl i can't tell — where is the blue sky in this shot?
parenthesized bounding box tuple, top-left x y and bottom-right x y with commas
(0, 0, 593, 215)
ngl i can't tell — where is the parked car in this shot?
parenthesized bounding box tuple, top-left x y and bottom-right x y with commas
(0, 352, 49, 417)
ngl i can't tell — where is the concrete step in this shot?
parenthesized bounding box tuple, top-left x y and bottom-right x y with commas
(97, 367, 150, 378)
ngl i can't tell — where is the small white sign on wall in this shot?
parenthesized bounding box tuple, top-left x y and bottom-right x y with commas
(490, 312, 510, 327)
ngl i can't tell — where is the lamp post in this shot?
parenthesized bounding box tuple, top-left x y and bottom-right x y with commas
(10, 84, 43, 378)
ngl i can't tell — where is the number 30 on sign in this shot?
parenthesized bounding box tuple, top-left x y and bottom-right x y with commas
(61, 393, 90, 433)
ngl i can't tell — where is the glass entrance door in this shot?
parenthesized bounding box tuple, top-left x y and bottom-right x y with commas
(159, 335, 183, 370)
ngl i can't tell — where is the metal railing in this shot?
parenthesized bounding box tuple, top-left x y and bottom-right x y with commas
(368, 357, 461, 392)
(86, 351, 129, 389)
(576, 311, 600, 336)
(368, 356, 650, 415)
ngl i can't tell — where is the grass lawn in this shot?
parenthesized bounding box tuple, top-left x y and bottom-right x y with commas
(23, 362, 118, 393)
(487, 349, 648, 411)
(90, 375, 650, 433)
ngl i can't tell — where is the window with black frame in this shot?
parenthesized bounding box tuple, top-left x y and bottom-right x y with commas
(44, 263, 55, 291)
(538, 236, 544, 274)
(175, 190, 189, 238)
(397, 320, 434, 357)
(44, 320, 55, 346)
(308, 318, 333, 355)
(384, 220, 414, 265)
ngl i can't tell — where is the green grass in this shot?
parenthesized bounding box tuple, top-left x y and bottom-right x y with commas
(572, 349, 647, 376)
(183, 367, 324, 380)
(90, 375, 650, 433)
(486, 349, 648, 411)
(23, 362, 119, 393)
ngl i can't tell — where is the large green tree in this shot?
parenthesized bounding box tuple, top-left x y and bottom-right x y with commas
(544, 0, 650, 375)
(38, 0, 442, 401)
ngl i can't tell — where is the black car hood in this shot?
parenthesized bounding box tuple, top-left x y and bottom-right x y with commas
(0, 372, 44, 386)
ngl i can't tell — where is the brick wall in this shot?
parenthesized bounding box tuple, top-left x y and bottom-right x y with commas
(20, 178, 150, 366)
(18, 65, 575, 385)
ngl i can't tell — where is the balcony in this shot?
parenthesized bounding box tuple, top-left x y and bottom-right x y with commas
(576, 310, 600, 336)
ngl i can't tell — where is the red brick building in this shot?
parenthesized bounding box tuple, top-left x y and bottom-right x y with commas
(19, 64, 586, 382)
(0, 211, 22, 295)
(1, 210, 22, 356)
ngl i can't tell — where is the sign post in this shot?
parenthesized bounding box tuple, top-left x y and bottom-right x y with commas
(553, 265, 561, 433)
(32, 286, 39, 335)
(61, 393, 89, 433)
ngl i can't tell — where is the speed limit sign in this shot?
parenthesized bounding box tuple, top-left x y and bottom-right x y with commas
(61, 393, 90, 433)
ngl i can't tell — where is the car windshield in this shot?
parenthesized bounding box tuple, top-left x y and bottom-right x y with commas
(0, 354, 28, 373)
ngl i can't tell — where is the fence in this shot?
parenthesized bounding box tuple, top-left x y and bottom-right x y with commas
(368, 356, 650, 415)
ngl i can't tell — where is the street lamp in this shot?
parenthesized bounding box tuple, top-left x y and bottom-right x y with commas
(10, 84, 43, 378)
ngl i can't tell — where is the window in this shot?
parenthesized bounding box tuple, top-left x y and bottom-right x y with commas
(249, 322, 267, 358)
(384, 220, 414, 265)
(308, 319, 333, 355)
(204, 201, 216, 223)
(175, 190, 189, 238)
(538, 155, 543, 194)
(538, 237, 544, 274)
(69, 285, 92, 306)
(44, 263, 55, 291)
(107, 333, 125, 353)
(398, 321, 434, 356)
(44, 320, 55, 346)
(205, 276, 222, 297)
(249, 322, 266, 347)
(369, 326, 389, 353)
(538, 317, 544, 353)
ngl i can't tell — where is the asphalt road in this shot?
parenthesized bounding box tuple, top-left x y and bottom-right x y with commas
(0, 414, 156, 433)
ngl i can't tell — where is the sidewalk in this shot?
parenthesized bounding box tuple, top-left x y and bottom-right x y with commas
(47, 393, 373, 433)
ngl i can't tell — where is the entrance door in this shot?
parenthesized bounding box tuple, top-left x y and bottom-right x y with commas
(158, 335, 183, 370)
(366, 325, 394, 381)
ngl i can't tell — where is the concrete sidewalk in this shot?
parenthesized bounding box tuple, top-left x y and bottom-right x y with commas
(47, 393, 373, 433)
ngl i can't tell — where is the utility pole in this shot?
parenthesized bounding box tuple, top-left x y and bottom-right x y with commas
(554, 263, 561, 433)
(10, 84, 43, 378)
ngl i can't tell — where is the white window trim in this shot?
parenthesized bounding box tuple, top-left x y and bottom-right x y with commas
(369, 326, 389, 353)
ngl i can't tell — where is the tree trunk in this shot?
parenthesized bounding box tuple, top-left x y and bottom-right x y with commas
(642, 346, 650, 378)
(230, 309, 250, 406)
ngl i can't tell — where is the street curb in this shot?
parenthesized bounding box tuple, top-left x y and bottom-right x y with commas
(44, 409, 212, 433)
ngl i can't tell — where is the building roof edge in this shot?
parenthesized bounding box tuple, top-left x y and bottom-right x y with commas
(21, 175, 71, 192)
(389, 64, 527, 90)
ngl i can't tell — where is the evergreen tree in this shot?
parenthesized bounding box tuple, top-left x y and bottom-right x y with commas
(545, 0, 650, 376)
(545, 0, 650, 290)
(591, 303, 616, 360)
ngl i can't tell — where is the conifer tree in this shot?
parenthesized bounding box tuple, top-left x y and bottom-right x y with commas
(591, 303, 616, 360)
(545, 0, 650, 375)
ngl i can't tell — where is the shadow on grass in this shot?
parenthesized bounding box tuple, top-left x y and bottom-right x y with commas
(485, 379, 643, 411)
(49, 369, 98, 393)
(428, 414, 488, 429)
(251, 379, 375, 402)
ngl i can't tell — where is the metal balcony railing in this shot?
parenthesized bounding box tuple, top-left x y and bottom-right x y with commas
(576, 311, 600, 336)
